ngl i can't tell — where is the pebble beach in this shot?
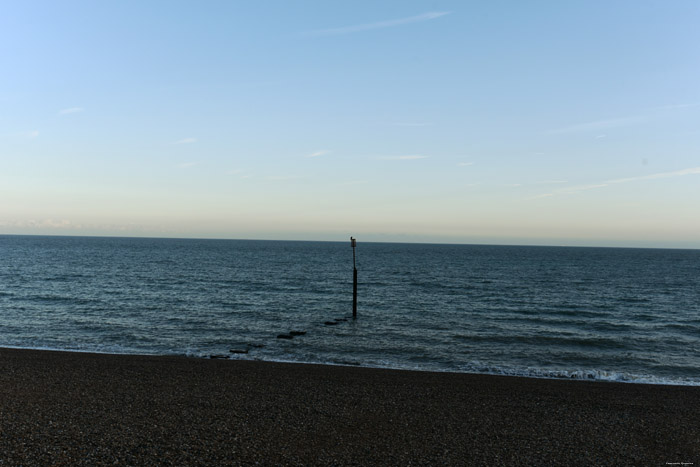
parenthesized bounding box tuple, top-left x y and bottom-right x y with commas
(0, 347, 698, 465)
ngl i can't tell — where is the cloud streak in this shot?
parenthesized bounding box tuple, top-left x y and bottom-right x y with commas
(389, 122, 434, 127)
(306, 150, 331, 158)
(59, 107, 84, 115)
(305, 11, 450, 36)
(378, 155, 428, 160)
(536, 180, 568, 185)
(2, 130, 39, 139)
(547, 115, 650, 134)
(548, 102, 700, 135)
(657, 102, 700, 110)
(605, 167, 700, 184)
(174, 138, 197, 144)
(266, 175, 304, 181)
(1, 219, 74, 229)
(532, 167, 700, 199)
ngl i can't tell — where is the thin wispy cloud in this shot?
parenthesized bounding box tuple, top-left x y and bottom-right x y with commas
(2, 130, 39, 139)
(530, 182, 608, 199)
(527, 184, 605, 200)
(536, 180, 568, 185)
(266, 175, 303, 181)
(560, 183, 610, 194)
(306, 150, 331, 158)
(0, 219, 163, 234)
(531, 167, 700, 199)
(547, 115, 650, 134)
(235, 79, 284, 89)
(304, 11, 450, 36)
(606, 166, 700, 184)
(378, 155, 428, 160)
(2, 219, 74, 229)
(174, 138, 197, 145)
(338, 180, 370, 186)
(389, 122, 434, 127)
(176, 162, 197, 169)
(59, 107, 84, 115)
(657, 102, 700, 110)
(548, 102, 699, 135)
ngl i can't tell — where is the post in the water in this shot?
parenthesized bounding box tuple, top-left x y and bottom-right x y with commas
(351, 237, 357, 319)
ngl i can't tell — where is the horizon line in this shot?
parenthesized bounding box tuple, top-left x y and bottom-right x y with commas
(1, 232, 697, 251)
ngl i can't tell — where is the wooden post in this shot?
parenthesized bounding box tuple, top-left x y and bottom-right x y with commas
(351, 237, 357, 319)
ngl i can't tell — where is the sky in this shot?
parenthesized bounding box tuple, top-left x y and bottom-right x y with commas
(2, 1, 700, 248)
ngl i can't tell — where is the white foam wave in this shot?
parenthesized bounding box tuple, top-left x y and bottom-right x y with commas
(4, 343, 699, 387)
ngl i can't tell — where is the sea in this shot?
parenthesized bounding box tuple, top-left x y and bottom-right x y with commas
(1, 235, 699, 386)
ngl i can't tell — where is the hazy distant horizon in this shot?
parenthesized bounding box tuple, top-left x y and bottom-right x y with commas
(2, 231, 698, 251)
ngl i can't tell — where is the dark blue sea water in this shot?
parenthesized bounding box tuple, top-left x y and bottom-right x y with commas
(1, 235, 699, 385)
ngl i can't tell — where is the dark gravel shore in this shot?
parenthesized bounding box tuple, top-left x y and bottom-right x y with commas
(0, 348, 698, 465)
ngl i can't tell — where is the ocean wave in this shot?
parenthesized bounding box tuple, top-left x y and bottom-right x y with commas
(466, 364, 700, 386)
(224, 352, 700, 387)
(3, 342, 699, 387)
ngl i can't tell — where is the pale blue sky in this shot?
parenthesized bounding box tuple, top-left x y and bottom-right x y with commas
(2, 1, 699, 247)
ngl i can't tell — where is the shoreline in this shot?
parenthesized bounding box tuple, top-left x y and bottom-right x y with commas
(3, 344, 698, 388)
(1, 347, 698, 464)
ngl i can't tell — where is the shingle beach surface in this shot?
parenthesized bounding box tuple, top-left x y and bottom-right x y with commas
(0, 348, 698, 465)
